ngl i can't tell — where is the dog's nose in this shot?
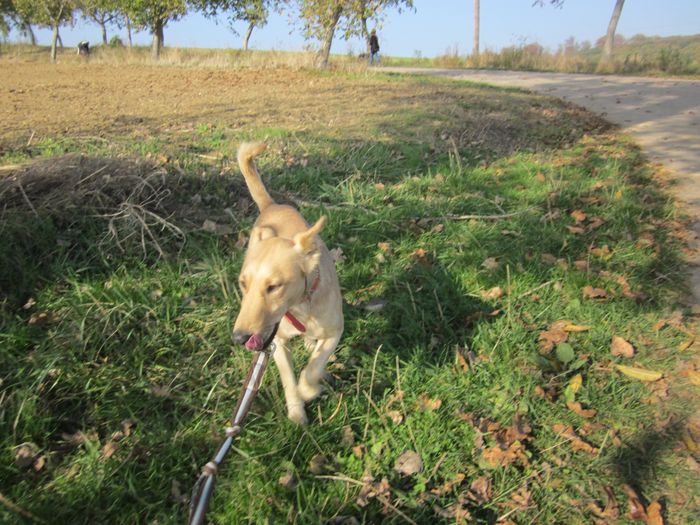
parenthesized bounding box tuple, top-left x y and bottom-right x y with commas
(232, 331, 251, 345)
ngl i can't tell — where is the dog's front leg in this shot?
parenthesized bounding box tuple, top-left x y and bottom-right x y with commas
(272, 339, 308, 425)
(298, 336, 341, 402)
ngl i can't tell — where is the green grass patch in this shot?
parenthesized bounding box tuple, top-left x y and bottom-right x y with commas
(1, 71, 698, 525)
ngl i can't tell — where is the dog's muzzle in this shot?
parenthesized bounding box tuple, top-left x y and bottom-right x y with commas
(233, 323, 279, 352)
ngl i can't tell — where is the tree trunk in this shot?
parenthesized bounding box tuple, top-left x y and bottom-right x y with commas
(243, 21, 254, 50)
(126, 16, 133, 48)
(151, 19, 164, 59)
(50, 23, 59, 62)
(57, 30, 63, 48)
(473, 0, 480, 57)
(23, 21, 37, 45)
(101, 21, 108, 45)
(361, 17, 370, 55)
(597, 0, 625, 72)
(316, 6, 342, 69)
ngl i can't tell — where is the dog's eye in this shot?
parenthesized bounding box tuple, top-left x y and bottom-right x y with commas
(266, 283, 282, 294)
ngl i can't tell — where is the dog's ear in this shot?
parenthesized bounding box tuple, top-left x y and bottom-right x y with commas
(293, 216, 325, 269)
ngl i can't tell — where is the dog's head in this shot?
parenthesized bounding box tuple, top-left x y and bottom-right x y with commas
(232, 217, 325, 350)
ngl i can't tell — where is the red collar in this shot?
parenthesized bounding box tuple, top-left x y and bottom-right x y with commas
(284, 269, 320, 333)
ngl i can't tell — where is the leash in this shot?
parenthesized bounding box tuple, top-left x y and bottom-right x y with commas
(188, 325, 278, 525)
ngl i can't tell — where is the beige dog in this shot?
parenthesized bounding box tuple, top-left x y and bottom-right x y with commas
(233, 142, 344, 425)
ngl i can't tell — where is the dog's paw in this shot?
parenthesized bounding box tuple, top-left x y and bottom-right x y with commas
(287, 403, 308, 426)
(298, 371, 323, 402)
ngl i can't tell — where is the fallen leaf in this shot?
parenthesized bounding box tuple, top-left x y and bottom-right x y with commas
(394, 450, 423, 476)
(611, 336, 636, 358)
(589, 245, 611, 257)
(101, 440, 118, 460)
(466, 476, 492, 503)
(567, 373, 583, 397)
(417, 395, 442, 412)
(340, 426, 355, 447)
(553, 423, 599, 454)
(480, 286, 503, 300)
(278, 471, 298, 491)
(646, 501, 665, 525)
(541, 253, 557, 264)
(387, 410, 403, 425)
(582, 285, 608, 299)
(566, 400, 597, 418)
(567, 225, 586, 234)
(32, 455, 46, 472)
(356, 475, 390, 507)
(587, 217, 606, 230)
(679, 338, 695, 352)
(538, 320, 569, 354)
(481, 257, 500, 270)
(14, 443, 39, 469)
(308, 453, 329, 475)
(430, 473, 465, 496)
(564, 323, 591, 332)
(687, 370, 700, 386)
(352, 445, 365, 458)
(481, 443, 527, 468)
(574, 259, 590, 271)
(616, 365, 663, 382)
(622, 484, 648, 521)
(571, 209, 587, 223)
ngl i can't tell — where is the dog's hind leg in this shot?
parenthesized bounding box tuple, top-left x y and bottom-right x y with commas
(298, 336, 341, 402)
(272, 339, 308, 425)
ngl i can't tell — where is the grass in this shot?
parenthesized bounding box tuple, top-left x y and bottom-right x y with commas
(1, 67, 699, 524)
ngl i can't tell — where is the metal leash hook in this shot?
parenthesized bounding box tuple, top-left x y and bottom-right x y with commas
(188, 326, 278, 525)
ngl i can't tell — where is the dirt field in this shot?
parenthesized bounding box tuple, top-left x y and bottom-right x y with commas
(0, 62, 607, 158)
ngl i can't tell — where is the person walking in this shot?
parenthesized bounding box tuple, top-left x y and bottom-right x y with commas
(369, 29, 380, 65)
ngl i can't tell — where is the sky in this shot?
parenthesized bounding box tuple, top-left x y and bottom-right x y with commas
(10, 0, 700, 59)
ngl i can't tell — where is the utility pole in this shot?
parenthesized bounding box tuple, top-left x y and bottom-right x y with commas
(473, 0, 480, 56)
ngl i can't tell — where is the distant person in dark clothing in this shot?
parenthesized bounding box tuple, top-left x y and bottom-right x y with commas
(369, 29, 380, 65)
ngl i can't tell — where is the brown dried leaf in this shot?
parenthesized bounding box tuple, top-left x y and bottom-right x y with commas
(583, 285, 608, 299)
(571, 209, 587, 223)
(567, 225, 586, 234)
(622, 484, 648, 521)
(387, 410, 404, 425)
(308, 453, 329, 475)
(430, 473, 465, 496)
(394, 450, 423, 476)
(481, 256, 500, 270)
(566, 400, 597, 418)
(480, 286, 503, 300)
(417, 395, 442, 412)
(340, 425, 355, 447)
(553, 423, 599, 454)
(611, 336, 636, 358)
(590, 245, 611, 257)
(574, 259, 590, 271)
(538, 321, 569, 354)
(467, 475, 492, 503)
(101, 440, 118, 460)
(278, 471, 298, 491)
(646, 501, 664, 525)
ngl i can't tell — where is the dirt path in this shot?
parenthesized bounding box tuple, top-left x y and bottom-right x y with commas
(385, 67, 700, 309)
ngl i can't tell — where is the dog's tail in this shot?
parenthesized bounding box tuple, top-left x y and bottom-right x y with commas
(237, 142, 273, 211)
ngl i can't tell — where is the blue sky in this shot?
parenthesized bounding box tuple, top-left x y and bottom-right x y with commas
(12, 0, 700, 58)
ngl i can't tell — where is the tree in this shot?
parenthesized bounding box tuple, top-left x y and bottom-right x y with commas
(534, 0, 626, 72)
(79, 0, 121, 44)
(597, 0, 625, 72)
(219, 0, 277, 50)
(14, 0, 75, 62)
(296, 0, 413, 68)
(123, 0, 188, 59)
